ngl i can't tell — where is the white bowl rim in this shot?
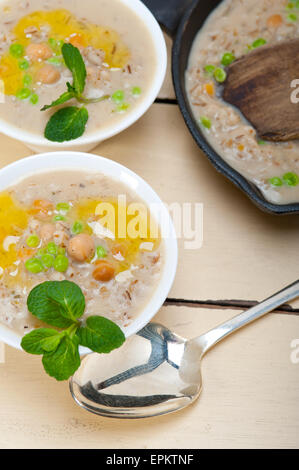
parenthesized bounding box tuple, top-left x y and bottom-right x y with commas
(0, 151, 178, 352)
(0, 0, 167, 148)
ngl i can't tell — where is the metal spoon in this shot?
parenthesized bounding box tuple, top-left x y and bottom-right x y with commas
(70, 280, 299, 419)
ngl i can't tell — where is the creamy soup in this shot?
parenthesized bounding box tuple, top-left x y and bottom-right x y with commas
(0, 0, 156, 139)
(0, 171, 164, 334)
(186, 0, 299, 205)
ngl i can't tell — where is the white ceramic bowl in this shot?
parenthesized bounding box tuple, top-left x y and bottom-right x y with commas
(0, 0, 166, 153)
(0, 152, 178, 352)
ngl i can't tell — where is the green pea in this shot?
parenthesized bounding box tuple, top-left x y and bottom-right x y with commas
(23, 74, 32, 86)
(54, 255, 69, 272)
(30, 93, 39, 105)
(204, 64, 216, 75)
(286, 2, 295, 9)
(287, 13, 298, 21)
(72, 220, 84, 235)
(56, 202, 70, 212)
(269, 177, 283, 187)
(25, 257, 44, 274)
(131, 86, 141, 97)
(200, 116, 211, 129)
(96, 245, 107, 258)
(47, 242, 58, 255)
(10, 43, 24, 58)
(252, 38, 267, 49)
(18, 59, 29, 70)
(283, 172, 299, 186)
(214, 68, 227, 83)
(26, 234, 40, 248)
(53, 215, 66, 222)
(40, 254, 55, 269)
(112, 90, 125, 103)
(116, 103, 130, 112)
(16, 88, 31, 100)
(221, 52, 235, 67)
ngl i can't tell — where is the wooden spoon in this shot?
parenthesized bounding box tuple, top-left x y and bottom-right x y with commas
(222, 39, 299, 142)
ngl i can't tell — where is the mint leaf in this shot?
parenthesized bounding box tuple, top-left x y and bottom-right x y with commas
(44, 106, 89, 142)
(41, 91, 75, 111)
(27, 282, 74, 328)
(77, 316, 125, 353)
(47, 280, 85, 322)
(27, 281, 85, 327)
(62, 43, 86, 95)
(21, 328, 64, 355)
(42, 335, 81, 381)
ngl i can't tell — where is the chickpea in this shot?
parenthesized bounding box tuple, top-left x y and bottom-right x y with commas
(36, 64, 60, 84)
(93, 260, 115, 282)
(40, 223, 55, 242)
(26, 43, 53, 61)
(67, 234, 95, 262)
(267, 14, 283, 28)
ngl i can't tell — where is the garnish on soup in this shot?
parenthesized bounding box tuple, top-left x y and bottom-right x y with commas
(21, 280, 125, 381)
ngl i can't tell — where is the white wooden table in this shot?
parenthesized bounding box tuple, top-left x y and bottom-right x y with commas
(0, 35, 298, 449)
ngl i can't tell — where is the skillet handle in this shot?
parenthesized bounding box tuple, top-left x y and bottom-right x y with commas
(142, 0, 194, 36)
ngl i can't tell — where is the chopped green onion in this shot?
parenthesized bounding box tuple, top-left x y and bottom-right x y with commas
(25, 258, 44, 274)
(40, 254, 55, 269)
(26, 234, 40, 248)
(252, 38, 267, 49)
(204, 64, 216, 75)
(131, 86, 141, 97)
(47, 242, 58, 255)
(214, 68, 227, 83)
(53, 215, 66, 222)
(258, 139, 266, 145)
(18, 59, 29, 70)
(30, 94, 39, 105)
(283, 172, 299, 186)
(112, 90, 125, 103)
(54, 255, 69, 272)
(287, 13, 298, 21)
(47, 57, 63, 66)
(72, 220, 84, 235)
(96, 245, 107, 258)
(16, 88, 31, 100)
(56, 202, 70, 212)
(9, 43, 24, 58)
(221, 52, 235, 66)
(200, 116, 212, 129)
(269, 177, 283, 187)
(116, 103, 130, 112)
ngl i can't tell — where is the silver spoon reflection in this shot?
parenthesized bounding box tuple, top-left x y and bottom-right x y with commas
(70, 280, 299, 419)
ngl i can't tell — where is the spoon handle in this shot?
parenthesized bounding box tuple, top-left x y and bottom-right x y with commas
(196, 280, 299, 356)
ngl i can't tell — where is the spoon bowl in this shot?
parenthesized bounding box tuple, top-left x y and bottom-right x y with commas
(70, 280, 299, 418)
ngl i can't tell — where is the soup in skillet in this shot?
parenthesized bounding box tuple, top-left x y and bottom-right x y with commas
(0, 170, 164, 334)
(186, 0, 299, 205)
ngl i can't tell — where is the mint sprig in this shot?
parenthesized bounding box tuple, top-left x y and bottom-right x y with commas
(22, 281, 125, 381)
(41, 43, 110, 142)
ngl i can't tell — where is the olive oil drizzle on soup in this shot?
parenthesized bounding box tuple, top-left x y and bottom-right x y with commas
(0, 0, 156, 136)
(0, 171, 163, 334)
(186, 0, 299, 205)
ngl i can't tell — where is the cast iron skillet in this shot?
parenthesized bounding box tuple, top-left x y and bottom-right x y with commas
(143, 0, 299, 215)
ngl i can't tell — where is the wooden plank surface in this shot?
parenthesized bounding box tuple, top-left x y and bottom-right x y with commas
(1, 104, 299, 307)
(0, 305, 298, 449)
